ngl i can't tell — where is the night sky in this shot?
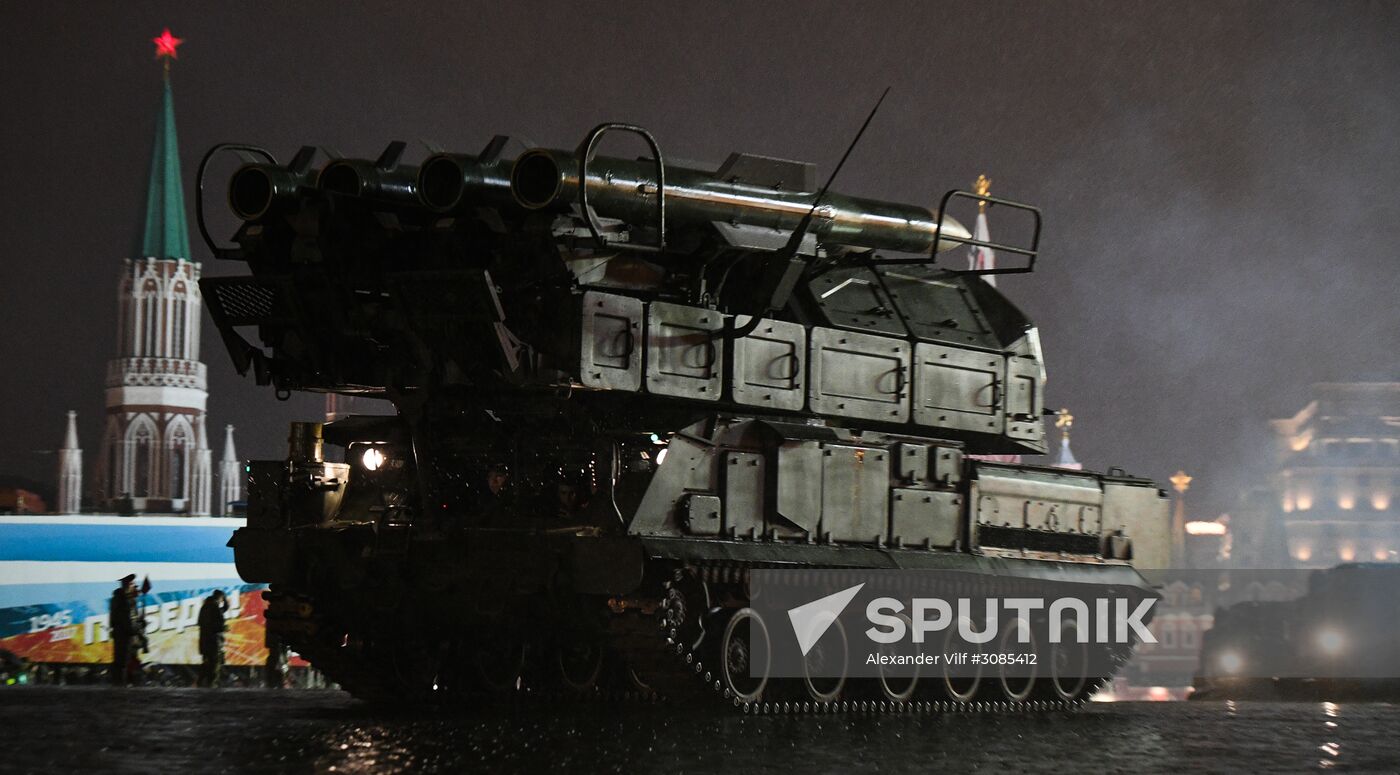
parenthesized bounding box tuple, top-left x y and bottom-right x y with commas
(2, 1, 1397, 518)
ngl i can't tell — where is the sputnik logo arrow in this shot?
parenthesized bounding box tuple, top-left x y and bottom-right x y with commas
(787, 583, 864, 656)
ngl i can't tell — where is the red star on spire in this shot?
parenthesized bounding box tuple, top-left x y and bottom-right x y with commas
(153, 28, 184, 60)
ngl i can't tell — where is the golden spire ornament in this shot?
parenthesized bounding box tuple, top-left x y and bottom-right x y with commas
(1055, 407, 1073, 441)
(1170, 470, 1192, 494)
(974, 174, 991, 212)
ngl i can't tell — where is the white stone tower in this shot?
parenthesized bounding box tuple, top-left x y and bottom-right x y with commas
(94, 31, 212, 515)
(219, 424, 242, 515)
(56, 411, 83, 514)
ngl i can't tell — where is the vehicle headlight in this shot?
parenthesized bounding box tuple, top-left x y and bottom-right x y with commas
(361, 447, 387, 472)
(1218, 650, 1244, 675)
(1317, 628, 1346, 657)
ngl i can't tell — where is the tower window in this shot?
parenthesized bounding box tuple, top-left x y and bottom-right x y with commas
(173, 299, 185, 358)
(134, 427, 152, 498)
(168, 425, 187, 498)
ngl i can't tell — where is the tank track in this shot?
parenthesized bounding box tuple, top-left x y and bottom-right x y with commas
(268, 558, 1137, 715)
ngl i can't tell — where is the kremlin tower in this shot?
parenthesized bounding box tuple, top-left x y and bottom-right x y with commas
(54, 30, 239, 516)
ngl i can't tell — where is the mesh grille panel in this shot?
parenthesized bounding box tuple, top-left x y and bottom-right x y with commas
(208, 278, 278, 325)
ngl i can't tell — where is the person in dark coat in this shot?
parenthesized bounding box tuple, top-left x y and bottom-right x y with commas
(197, 590, 229, 687)
(108, 574, 147, 686)
(264, 630, 289, 689)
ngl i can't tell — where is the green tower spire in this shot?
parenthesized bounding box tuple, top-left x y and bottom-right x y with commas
(138, 70, 192, 260)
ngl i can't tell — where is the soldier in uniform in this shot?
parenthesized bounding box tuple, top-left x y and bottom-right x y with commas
(553, 466, 593, 520)
(197, 590, 229, 687)
(108, 574, 147, 686)
(264, 630, 290, 689)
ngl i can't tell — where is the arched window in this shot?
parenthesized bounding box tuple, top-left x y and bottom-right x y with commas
(133, 426, 152, 498)
(169, 426, 188, 499)
(172, 298, 186, 358)
(143, 295, 158, 356)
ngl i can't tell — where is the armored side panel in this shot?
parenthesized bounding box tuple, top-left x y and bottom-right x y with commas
(808, 328, 910, 423)
(1103, 480, 1171, 568)
(890, 489, 961, 549)
(819, 444, 890, 544)
(1004, 355, 1044, 442)
(730, 316, 806, 411)
(913, 342, 1003, 435)
(930, 446, 964, 487)
(970, 465, 1103, 554)
(580, 291, 643, 391)
(893, 443, 928, 484)
(629, 421, 722, 536)
(646, 301, 724, 400)
(681, 493, 722, 536)
(722, 450, 765, 538)
(808, 270, 906, 337)
(772, 440, 821, 538)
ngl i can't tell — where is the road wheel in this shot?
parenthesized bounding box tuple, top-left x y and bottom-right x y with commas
(1046, 617, 1089, 701)
(877, 613, 919, 702)
(942, 615, 983, 702)
(801, 617, 848, 703)
(998, 616, 1038, 703)
(720, 608, 771, 703)
(474, 637, 525, 693)
(557, 639, 605, 693)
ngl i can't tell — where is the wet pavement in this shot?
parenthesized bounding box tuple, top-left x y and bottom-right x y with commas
(1, 688, 1397, 773)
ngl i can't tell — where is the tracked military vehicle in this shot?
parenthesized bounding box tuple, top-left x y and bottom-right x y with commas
(1192, 564, 1400, 701)
(199, 122, 1170, 713)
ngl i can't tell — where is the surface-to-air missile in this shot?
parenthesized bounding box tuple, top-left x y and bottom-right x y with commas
(199, 121, 1169, 712)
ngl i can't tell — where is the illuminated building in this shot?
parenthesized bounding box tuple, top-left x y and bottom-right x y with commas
(1270, 383, 1400, 568)
(1184, 518, 1228, 568)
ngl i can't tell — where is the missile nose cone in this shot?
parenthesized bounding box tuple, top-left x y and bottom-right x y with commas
(933, 212, 972, 253)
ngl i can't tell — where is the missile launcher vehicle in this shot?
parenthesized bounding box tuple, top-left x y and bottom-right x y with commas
(199, 122, 1170, 713)
(1192, 564, 1400, 701)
